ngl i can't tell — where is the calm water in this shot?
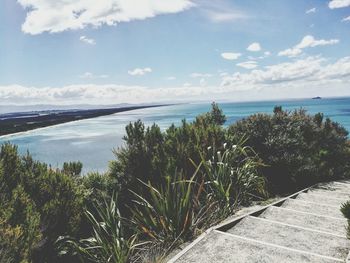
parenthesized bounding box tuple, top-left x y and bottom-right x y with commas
(1, 97, 350, 174)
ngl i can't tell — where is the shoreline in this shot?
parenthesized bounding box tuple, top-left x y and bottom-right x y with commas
(0, 104, 170, 139)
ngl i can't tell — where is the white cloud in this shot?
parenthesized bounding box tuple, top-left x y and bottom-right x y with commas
(296, 35, 339, 49)
(236, 61, 258, 69)
(342, 16, 350, 21)
(329, 0, 350, 9)
(2, 56, 350, 105)
(190, 73, 213, 78)
(128, 67, 152, 76)
(205, 11, 247, 22)
(278, 35, 339, 57)
(247, 42, 261, 52)
(166, 76, 176, 80)
(278, 48, 302, 57)
(18, 0, 194, 35)
(264, 51, 271, 56)
(306, 7, 316, 14)
(183, 82, 191, 87)
(79, 72, 109, 79)
(199, 1, 248, 23)
(79, 36, 96, 45)
(221, 52, 241, 60)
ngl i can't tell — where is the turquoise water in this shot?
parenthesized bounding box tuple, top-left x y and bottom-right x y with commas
(1, 97, 350, 173)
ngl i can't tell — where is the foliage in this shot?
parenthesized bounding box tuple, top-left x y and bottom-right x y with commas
(130, 166, 210, 249)
(109, 103, 227, 213)
(228, 107, 350, 193)
(0, 143, 85, 263)
(62, 161, 83, 177)
(202, 141, 266, 215)
(58, 194, 136, 263)
(341, 200, 350, 239)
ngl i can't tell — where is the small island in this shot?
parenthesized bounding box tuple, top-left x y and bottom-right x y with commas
(312, 96, 322, 99)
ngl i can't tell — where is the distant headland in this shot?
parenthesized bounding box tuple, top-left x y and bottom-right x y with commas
(0, 104, 169, 136)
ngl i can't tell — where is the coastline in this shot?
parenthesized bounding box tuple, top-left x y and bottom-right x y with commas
(0, 104, 170, 139)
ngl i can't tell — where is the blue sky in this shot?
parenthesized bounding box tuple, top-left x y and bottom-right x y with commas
(1, 0, 350, 105)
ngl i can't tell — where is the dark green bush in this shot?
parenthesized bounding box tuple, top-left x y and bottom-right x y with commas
(109, 103, 227, 213)
(0, 143, 85, 263)
(228, 107, 350, 193)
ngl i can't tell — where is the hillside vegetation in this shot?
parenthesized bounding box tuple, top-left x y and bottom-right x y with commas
(1, 103, 349, 262)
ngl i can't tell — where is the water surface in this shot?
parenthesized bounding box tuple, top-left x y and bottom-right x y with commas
(1, 98, 349, 173)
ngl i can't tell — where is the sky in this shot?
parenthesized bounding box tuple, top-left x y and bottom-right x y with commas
(1, 0, 350, 106)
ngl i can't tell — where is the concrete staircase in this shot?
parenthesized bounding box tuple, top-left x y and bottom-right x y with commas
(169, 181, 350, 263)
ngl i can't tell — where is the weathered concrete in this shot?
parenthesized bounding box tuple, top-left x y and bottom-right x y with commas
(260, 206, 347, 236)
(171, 230, 342, 263)
(227, 216, 349, 259)
(169, 180, 350, 263)
(281, 198, 344, 218)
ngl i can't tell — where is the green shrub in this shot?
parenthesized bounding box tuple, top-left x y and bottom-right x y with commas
(62, 161, 83, 177)
(109, 103, 227, 213)
(0, 143, 85, 263)
(228, 107, 350, 193)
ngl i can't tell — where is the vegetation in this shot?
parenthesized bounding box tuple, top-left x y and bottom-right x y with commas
(341, 200, 350, 238)
(229, 106, 350, 194)
(0, 143, 85, 263)
(1, 103, 349, 262)
(58, 194, 137, 263)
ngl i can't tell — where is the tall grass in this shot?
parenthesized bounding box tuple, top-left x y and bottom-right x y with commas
(130, 165, 211, 252)
(58, 194, 136, 263)
(202, 140, 266, 216)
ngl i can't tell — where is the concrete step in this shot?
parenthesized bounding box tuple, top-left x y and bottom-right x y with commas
(226, 216, 350, 259)
(281, 198, 344, 219)
(296, 192, 345, 207)
(260, 206, 347, 236)
(172, 230, 343, 263)
(308, 189, 350, 200)
(318, 182, 350, 192)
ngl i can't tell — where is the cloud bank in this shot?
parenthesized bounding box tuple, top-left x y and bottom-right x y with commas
(18, 0, 194, 35)
(3, 56, 350, 105)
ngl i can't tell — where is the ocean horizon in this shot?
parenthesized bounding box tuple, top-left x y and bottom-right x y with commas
(1, 97, 350, 174)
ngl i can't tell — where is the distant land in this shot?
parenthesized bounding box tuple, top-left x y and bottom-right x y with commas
(0, 104, 168, 136)
(312, 96, 322, 100)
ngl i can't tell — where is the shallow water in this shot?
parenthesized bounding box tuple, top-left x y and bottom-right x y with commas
(1, 97, 349, 173)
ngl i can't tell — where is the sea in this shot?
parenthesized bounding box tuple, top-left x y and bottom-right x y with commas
(1, 97, 350, 174)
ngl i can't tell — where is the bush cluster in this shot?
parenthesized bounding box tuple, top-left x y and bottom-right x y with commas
(0, 144, 85, 263)
(229, 106, 350, 193)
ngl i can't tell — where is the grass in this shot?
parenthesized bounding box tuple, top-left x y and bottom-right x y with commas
(58, 194, 137, 263)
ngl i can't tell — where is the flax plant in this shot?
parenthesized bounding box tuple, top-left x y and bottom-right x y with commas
(130, 164, 210, 250)
(202, 140, 266, 216)
(58, 194, 137, 263)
